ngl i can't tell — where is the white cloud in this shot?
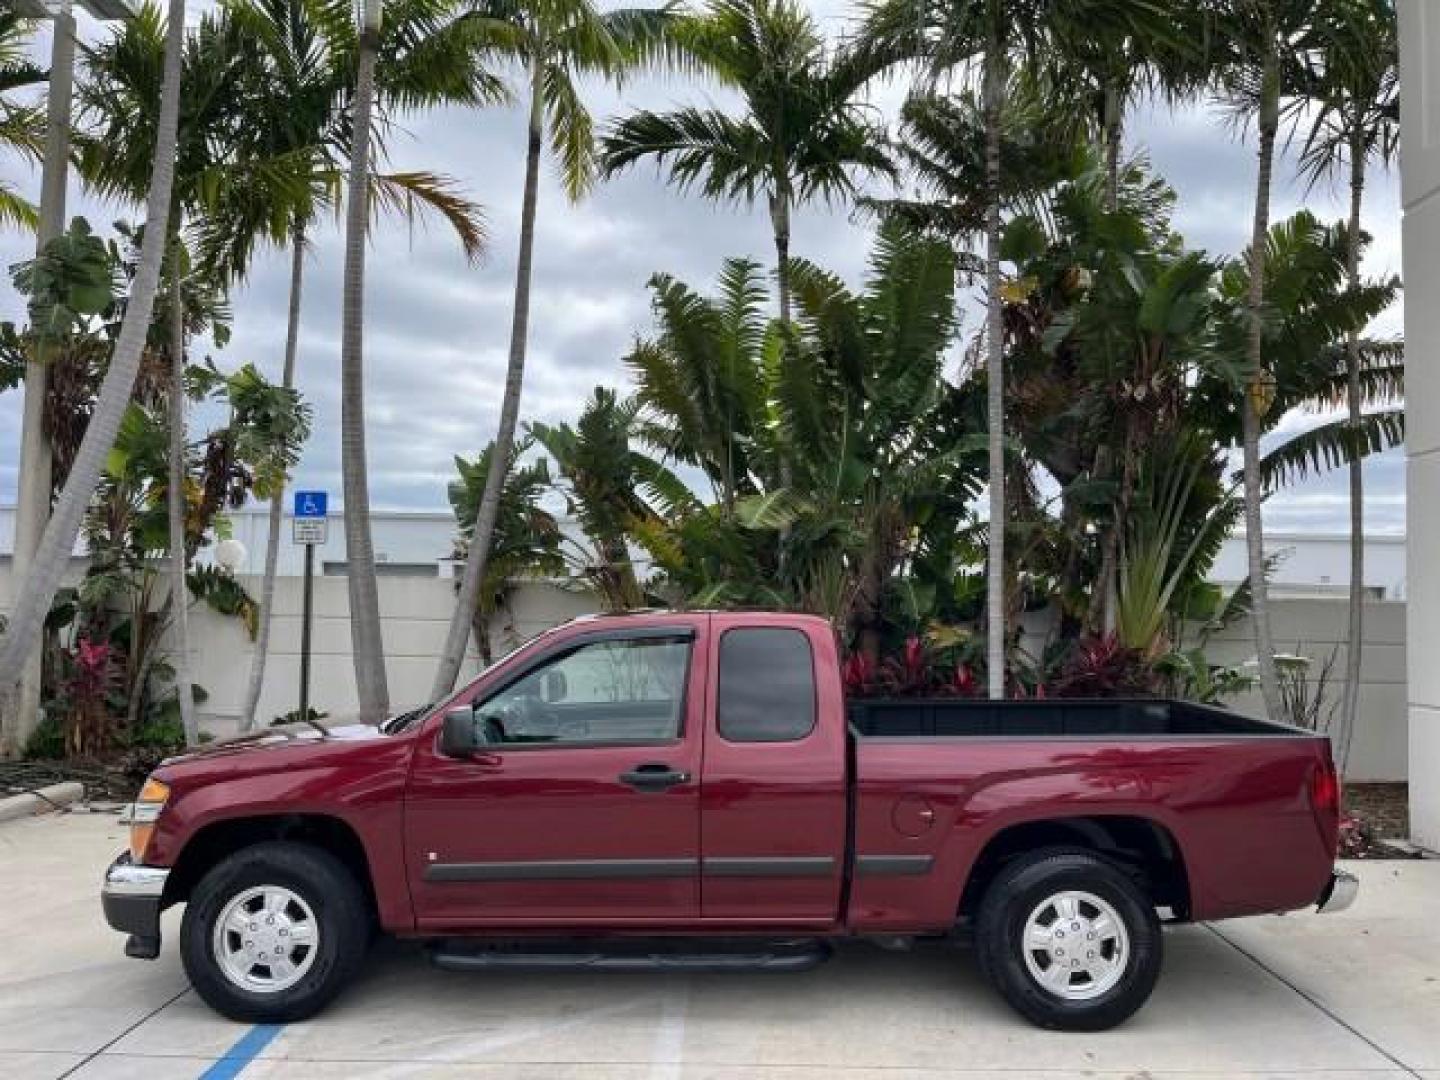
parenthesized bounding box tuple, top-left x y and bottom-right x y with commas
(0, 5, 1407, 534)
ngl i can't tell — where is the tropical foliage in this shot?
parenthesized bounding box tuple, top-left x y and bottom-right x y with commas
(4, 217, 309, 758)
(0, 0, 1407, 760)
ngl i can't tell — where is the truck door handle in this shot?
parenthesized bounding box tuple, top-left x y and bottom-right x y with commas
(619, 763, 690, 791)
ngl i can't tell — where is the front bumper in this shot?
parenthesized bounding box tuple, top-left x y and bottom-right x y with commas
(1316, 868, 1359, 914)
(102, 852, 170, 959)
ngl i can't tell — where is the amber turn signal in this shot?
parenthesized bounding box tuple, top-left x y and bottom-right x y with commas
(124, 778, 170, 862)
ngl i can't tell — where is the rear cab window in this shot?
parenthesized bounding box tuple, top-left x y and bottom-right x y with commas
(717, 627, 816, 742)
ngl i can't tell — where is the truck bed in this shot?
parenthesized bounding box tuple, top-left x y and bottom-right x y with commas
(847, 697, 1301, 739)
(844, 697, 1338, 930)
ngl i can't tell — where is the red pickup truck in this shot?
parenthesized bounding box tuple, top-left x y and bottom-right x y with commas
(102, 611, 1354, 1031)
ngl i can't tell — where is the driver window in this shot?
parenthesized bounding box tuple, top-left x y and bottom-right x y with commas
(473, 636, 691, 746)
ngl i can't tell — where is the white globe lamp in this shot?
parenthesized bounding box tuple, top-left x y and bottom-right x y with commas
(214, 537, 248, 574)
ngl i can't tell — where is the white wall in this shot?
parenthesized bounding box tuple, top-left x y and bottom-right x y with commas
(1399, 0, 1440, 847)
(1202, 600, 1406, 782)
(1, 564, 1409, 779)
(182, 576, 598, 731)
(0, 563, 595, 736)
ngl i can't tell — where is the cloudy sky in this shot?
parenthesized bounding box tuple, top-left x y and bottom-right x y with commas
(0, 4, 1407, 536)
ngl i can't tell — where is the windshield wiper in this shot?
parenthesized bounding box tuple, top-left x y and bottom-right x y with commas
(301, 712, 330, 738)
(381, 703, 431, 735)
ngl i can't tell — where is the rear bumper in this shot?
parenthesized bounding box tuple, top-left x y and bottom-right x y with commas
(1316, 868, 1359, 914)
(102, 852, 169, 959)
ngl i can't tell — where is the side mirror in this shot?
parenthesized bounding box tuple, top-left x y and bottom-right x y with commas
(440, 706, 480, 757)
(543, 670, 568, 704)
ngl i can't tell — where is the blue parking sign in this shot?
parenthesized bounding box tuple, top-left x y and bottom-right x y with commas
(294, 491, 328, 518)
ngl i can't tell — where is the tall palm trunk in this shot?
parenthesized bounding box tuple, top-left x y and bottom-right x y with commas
(340, 0, 389, 723)
(0, 0, 186, 695)
(1338, 125, 1366, 771)
(984, 45, 1006, 700)
(770, 189, 791, 324)
(431, 53, 544, 700)
(166, 248, 198, 746)
(4, 5, 76, 753)
(770, 185, 794, 493)
(1102, 83, 1122, 214)
(239, 225, 306, 732)
(1242, 46, 1283, 722)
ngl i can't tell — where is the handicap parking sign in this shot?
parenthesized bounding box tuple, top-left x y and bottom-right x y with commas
(294, 491, 328, 518)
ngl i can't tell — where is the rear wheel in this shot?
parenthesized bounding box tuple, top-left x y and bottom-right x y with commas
(180, 842, 368, 1022)
(975, 849, 1162, 1031)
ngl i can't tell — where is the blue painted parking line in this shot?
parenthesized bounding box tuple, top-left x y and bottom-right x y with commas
(198, 1023, 284, 1080)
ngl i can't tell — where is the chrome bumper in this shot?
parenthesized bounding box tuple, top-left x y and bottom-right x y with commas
(104, 855, 169, 897)
(1317, 869, 1359, 914)
(102, 852, 170, 959)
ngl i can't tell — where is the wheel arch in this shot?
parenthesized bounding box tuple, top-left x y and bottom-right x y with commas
(162, 813, 379, 924)
(957, 815, 1191, 921)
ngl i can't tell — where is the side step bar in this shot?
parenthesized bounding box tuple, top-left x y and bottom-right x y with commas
(429, 937, 832, 974)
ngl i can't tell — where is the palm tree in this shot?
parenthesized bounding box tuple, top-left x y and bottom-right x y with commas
(0, 0, 187, 700)
(448, 437, 563, 664)
(1208, 0, 1323, 722)
(340, 0, 388, 722)
(602, 0, 891, 326)
(223, 0, 493, 732)
(1043, 1, 1203, 210)
(858, 0, 1062, 698)
(0, 10, 46, 230)
(1290, 0, 1399, 767)
(605, 0, 891, 517)
(429, 0, 684, 699)
(77, 2, 310, 743)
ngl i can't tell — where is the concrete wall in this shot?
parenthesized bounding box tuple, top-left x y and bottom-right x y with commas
(1202, 601, 1406, 782)
(181, 576, 598, 731)
(0, 565, 596, 736)
(1399, 1, 1440, 848)
(1, 564, 1409, 778)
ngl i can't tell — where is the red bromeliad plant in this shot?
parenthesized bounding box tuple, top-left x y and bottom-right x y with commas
(60, 636, 122, 757)
(1048, 634, 1158, 698)
(845, 634, 1160, 701)
(844, 636, 983, 699)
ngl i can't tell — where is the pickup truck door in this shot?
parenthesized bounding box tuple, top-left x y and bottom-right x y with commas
(405, 623, 705, 928)
(699, 615, 848, 926)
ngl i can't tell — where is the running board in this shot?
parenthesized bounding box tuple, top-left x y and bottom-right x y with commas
(428, 937, 831, 974)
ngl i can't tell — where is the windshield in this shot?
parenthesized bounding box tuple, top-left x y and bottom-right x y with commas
(379, 627, 557, 735)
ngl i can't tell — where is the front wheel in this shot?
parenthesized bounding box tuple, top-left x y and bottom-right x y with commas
(975, 850, 1163, 1031)
(180, 842, 369, 1023)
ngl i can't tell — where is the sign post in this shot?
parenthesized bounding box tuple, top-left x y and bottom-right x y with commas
(292, 491, 328, 721)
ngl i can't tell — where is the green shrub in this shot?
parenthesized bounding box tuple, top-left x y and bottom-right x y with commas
(23, 714, 66, 760)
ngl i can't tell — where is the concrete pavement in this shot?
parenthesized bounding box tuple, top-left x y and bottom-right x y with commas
(0, 811, 1434, 1080)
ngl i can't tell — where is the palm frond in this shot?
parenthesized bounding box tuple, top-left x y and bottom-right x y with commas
(367, 169, 487, 262)
(1261, 409, 1404, 489)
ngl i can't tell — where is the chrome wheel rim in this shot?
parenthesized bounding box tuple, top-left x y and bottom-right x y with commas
(1021, 889, 1129, 1001)
(212, 885, 319, 993)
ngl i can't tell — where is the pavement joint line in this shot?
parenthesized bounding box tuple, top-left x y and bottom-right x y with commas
(1202, 923, 1423, 1079)
(53, 985, 191, 1080)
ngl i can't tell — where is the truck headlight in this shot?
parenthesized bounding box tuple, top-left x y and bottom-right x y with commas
(121, 777, 170, 862)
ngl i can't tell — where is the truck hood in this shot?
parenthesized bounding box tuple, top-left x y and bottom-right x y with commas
(161, 719, 387, 765)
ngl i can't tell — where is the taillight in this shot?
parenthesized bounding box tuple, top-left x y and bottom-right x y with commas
(1311, 760, 1340, 816)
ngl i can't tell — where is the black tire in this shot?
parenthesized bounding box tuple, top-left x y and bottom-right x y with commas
(975, 849, 1162, 1031)
(180, 841, 369, 1023)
